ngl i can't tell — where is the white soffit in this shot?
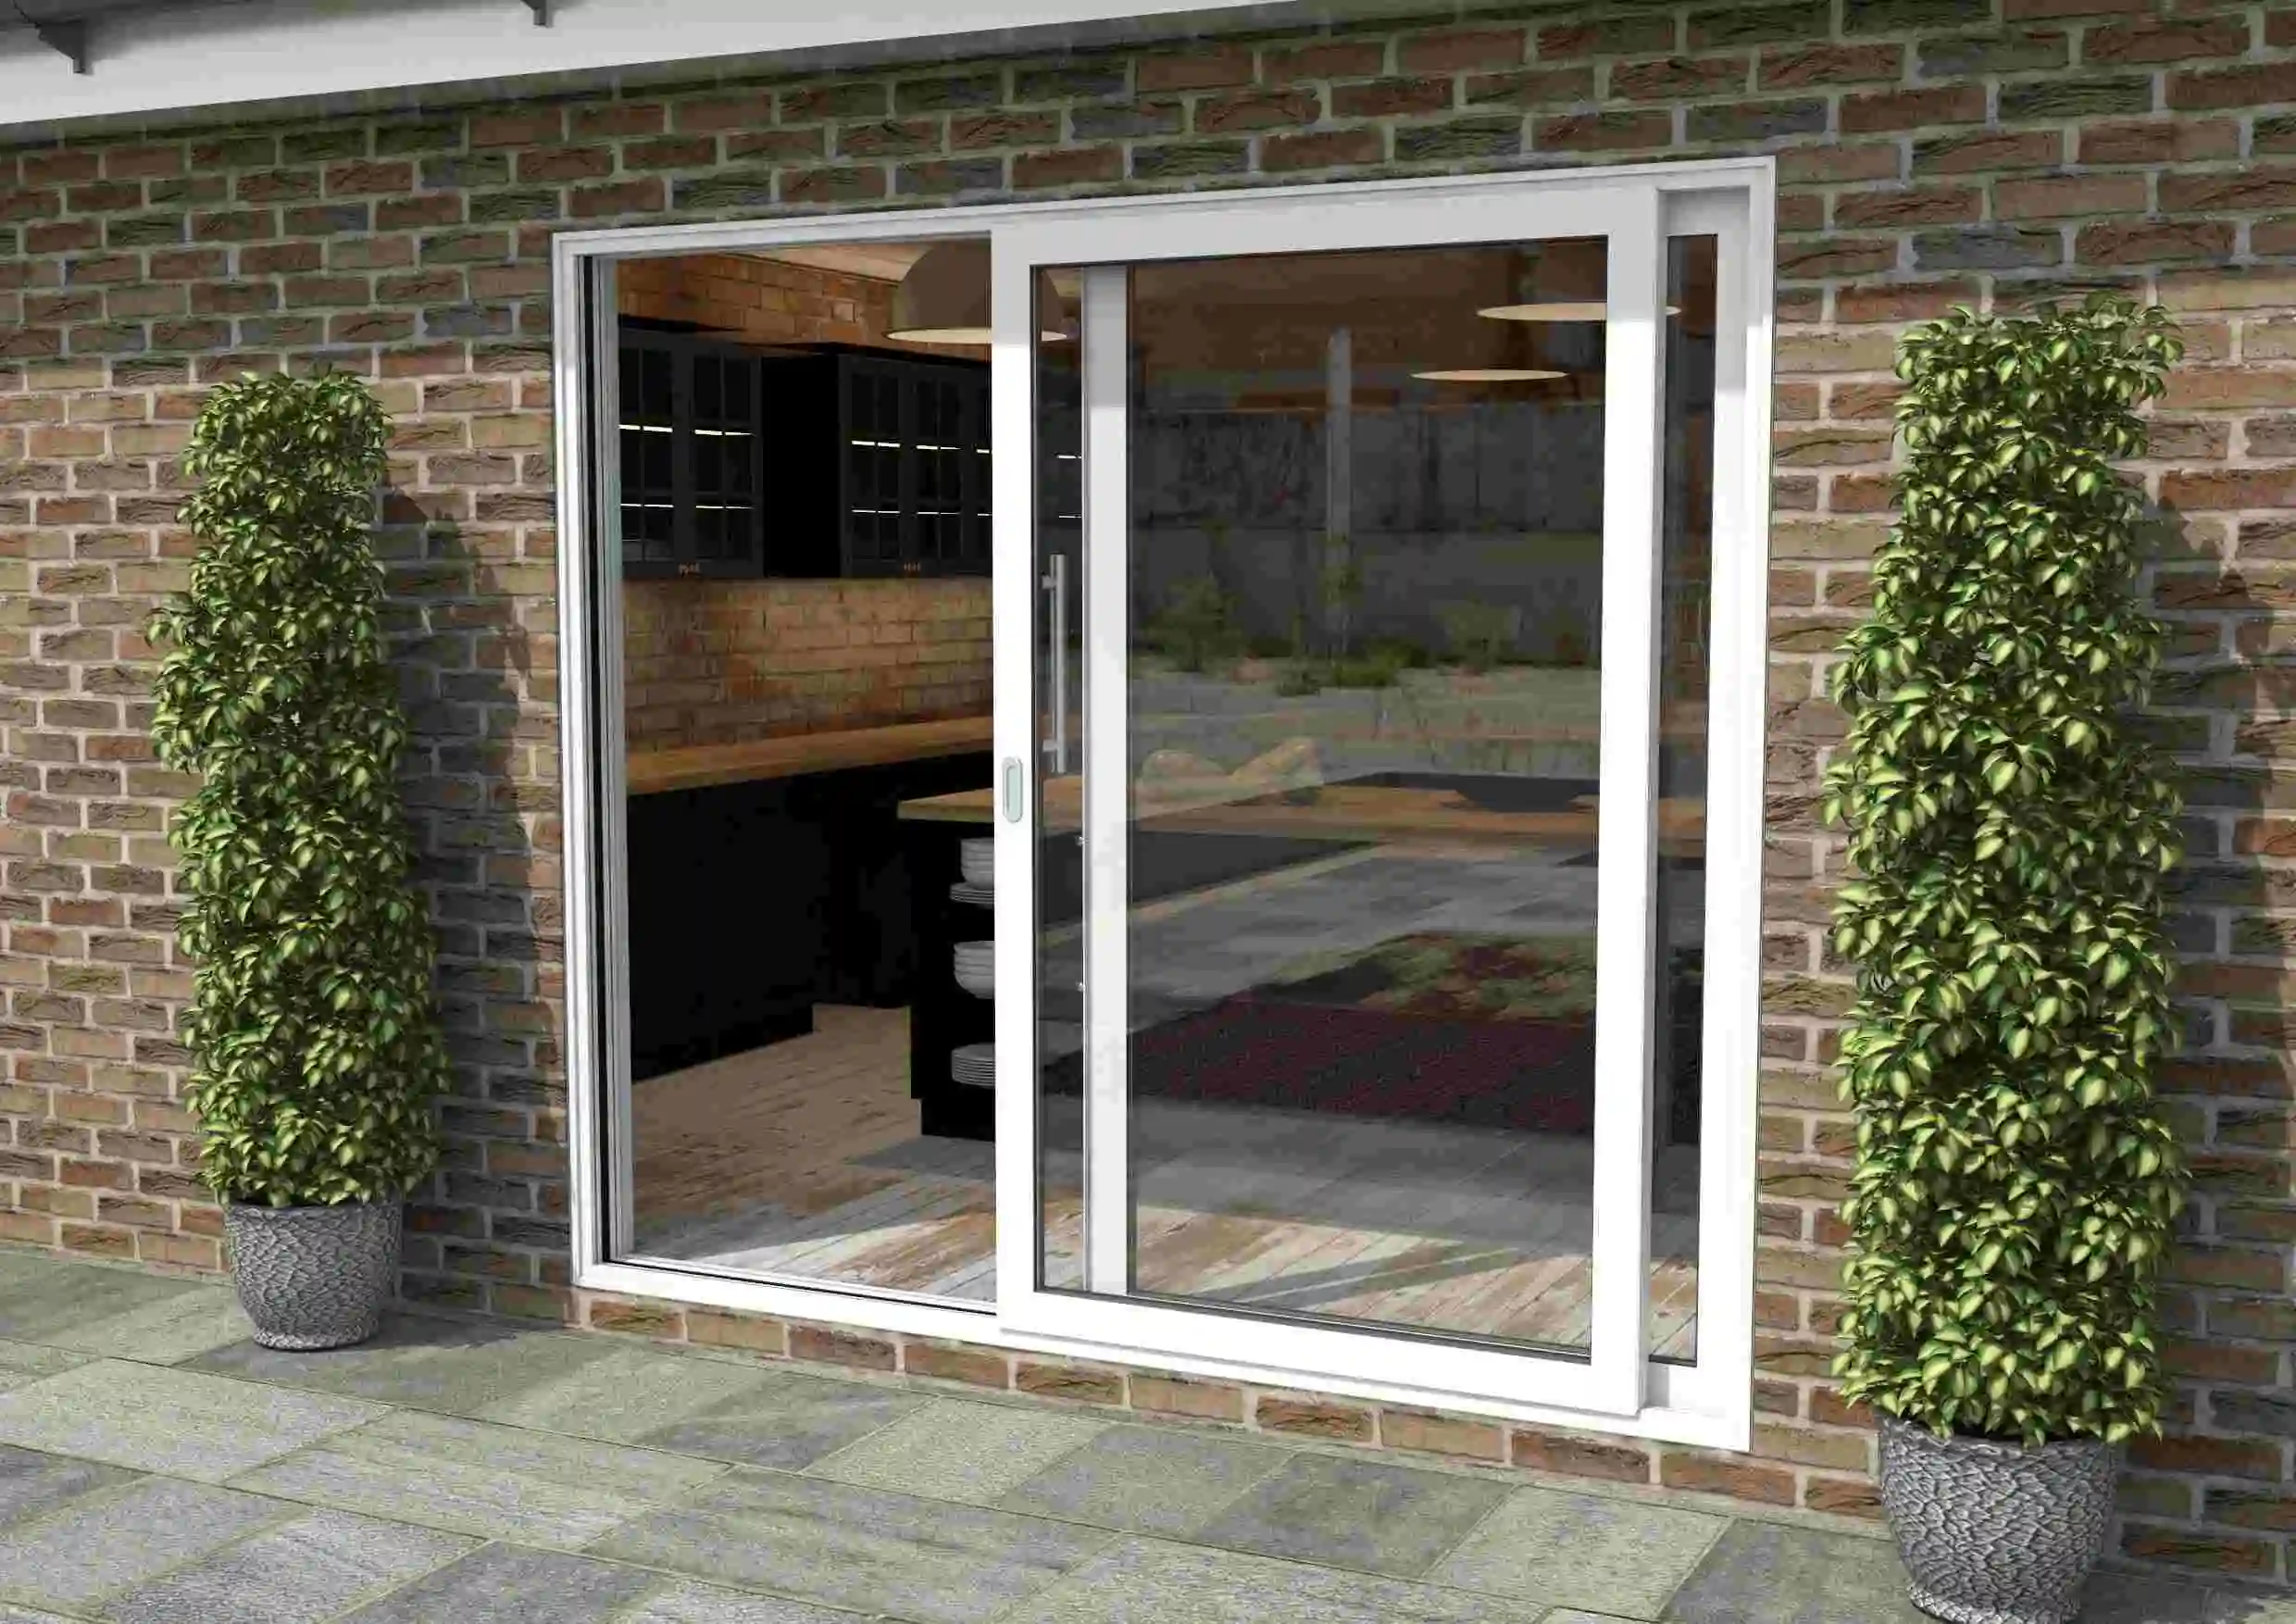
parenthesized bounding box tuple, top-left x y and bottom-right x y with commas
(0, 0, 1451, 136)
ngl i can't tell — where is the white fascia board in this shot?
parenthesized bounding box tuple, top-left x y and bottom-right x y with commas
(0, 0, 1423, 137)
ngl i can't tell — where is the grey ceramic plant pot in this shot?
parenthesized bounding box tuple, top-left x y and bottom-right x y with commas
(225, 1200, 401, 1351)
(1878, 1416, 2121, 1624)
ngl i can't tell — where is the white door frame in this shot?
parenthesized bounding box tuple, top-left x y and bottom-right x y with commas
(551, 156, 1773, 1445)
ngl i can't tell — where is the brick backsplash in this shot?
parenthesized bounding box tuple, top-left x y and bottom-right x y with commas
(623, 577, 991, 751)
(6, 0, 2296, 1584)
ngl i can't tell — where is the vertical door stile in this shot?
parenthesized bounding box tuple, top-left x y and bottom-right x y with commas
(1691, 190, 1766, 1430)
(991, 232, 1041, 1303)
(589, 256, 636, 1260)
(1079, 265, 1132, 1297)
(1587, 191, 1667, 1414)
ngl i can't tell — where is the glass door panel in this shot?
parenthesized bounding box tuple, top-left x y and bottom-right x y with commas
(995, 178, 1718, 1420)
(1029, 228, 1664, 1366)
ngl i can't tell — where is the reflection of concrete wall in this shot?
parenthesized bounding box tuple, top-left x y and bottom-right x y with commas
(1131, 402, 1608, 662)
(1129, 668, 1603, 782)
(1135, 526, 1602, 663)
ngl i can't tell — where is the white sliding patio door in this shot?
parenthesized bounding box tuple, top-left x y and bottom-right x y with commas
(989, 172, 1766, 1427)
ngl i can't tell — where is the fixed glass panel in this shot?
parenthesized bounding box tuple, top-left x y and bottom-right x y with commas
(1652, 235, 1716, 1364)
(1036, 272, 1087, 1291)
(609, 240, 998, 1306)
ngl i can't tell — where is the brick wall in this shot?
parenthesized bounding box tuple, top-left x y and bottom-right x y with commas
(623, 576, 991, 751)
(6, 0, 2296, 1583)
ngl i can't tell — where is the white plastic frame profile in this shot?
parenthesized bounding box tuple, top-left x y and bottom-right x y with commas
(552, 157, 1774, 1444)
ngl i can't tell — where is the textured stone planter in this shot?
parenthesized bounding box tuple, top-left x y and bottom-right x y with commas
(1879, 1416, 2121, 1624)
(225, 1201, 401, 1351)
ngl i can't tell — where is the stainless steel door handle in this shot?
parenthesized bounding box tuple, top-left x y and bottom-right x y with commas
(1042, 551, 1069, 774)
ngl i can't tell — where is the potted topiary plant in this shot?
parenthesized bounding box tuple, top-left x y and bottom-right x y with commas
(151, 372, 447, 1351)
(1825, 294, 2190, 1624)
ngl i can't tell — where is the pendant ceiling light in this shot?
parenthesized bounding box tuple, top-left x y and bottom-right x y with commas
(887, 241, 1070, 344)
(1478, 301, 1681, 321)
(1410, 368, 1566, 382)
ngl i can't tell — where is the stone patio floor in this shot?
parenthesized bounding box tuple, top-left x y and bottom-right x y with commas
(0, 1248, 2284, 1623)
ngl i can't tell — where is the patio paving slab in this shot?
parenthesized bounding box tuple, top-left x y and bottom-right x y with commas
(0, 1360, 383, 1482)
(0, 1344, 87, 1397)
(230, 1409, 730, 1548)
(997, 1535, 1551, 1623)
(100, 1505, 477, 1624)
(192, 1314, 624, 1413)
(0, 1443, 137, 1530)
(0, 1251, 2266, 1624)
(335, 1543, 659, 1622)
(992, 1423, 1292, 1538)
(631, 1578, 915, 1622)
(625, 1368, 928, 1469)
(1190, 1450, 1513, 1579)
(806, 1397, 1109, 1504)
(1663, 1520, 1928, 1624)
(469, 1342, 785, 1441)
(0, 1257, 246, 1365)
(590, 1466, 1115, 1624)
(0, 1476, 289, 1611)
(1432, 1483, 1731, 1618)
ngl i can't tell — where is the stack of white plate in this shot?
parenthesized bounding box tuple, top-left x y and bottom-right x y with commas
(949, 881, 994, 908)
(953, 941, 994, 998)
(951, 1043, 995, 1089)
(959, 839, 993, 887)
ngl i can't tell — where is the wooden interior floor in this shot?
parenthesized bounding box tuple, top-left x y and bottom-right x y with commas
(630, 1005, 1699, 1355)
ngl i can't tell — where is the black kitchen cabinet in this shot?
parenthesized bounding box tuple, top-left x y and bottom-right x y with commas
(625, 749, 992, 1082)
(760, 348, 992, 579)
(618, 322, 767, 579)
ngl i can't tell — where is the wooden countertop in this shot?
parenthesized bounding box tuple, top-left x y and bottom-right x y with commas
(627, 716, 993, 796)
(900, 775, 1703, 853)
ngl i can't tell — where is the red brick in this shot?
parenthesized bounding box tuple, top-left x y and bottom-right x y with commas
(1833, 187, 1981, 227)
(2006, 0, 2145, 14)
(789, 1323, 896, 1370)
(1012, 145, 1124, 188)
(2119, 1524, 2278, 1577)
(1534, 111, 1673, 152)
(1995, 172, 2151, 219)
(2171, 64, 2296, 113)
(1512, 1426, 1653, 1482)
(1842, 85, 1987, 134)
(572, 103, 666, 139)
(1609, 55, 1748, 99)
(1191, 89, 1318, 134)
(1914, 130, 2063, 174)
(1262, 129, 1386, 171)
(1761, 43, 1902, 88)
(1330, 79, 1454, 119)
(1661, 1450, 1798, 1505)
(2078, 219, 2235, 265)
(1261, 41, 1387, 83)
(1136, 47, 1255, 93)
(1129, 1373, 1244, 1422)
(1537, 18, 1677, 59)
(2163, 169, 2296, 214)
(1460, 66, 1598, 106)
(1396, 27, 1524, 74)
(780, 167, 889, 205)
(1255, 1395, 1375, 1442)
(671, 94, 775, 134)
(2085, 18, 2250, 67)
(568, 179, 664, 219)
(2080, 119, 2240, 164)
(901, 1341, 1009, 1388)
(469, 107, 565, 147)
